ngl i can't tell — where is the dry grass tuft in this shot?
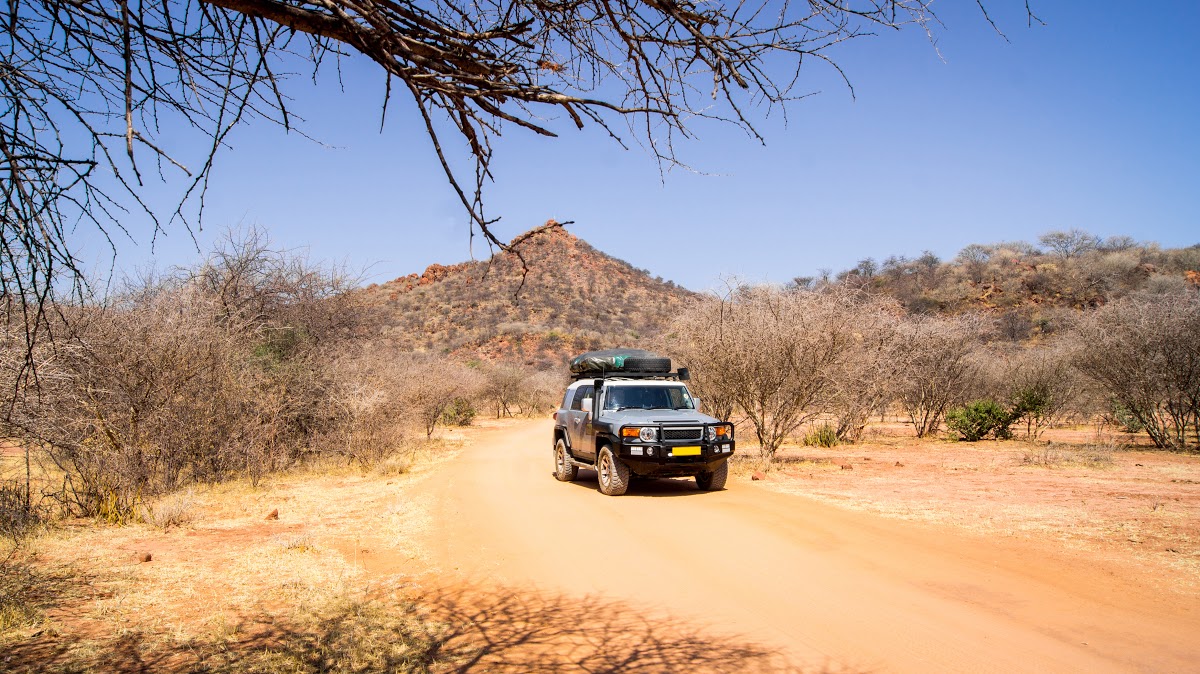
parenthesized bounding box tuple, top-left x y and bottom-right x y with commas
(275, 532, 317, 552)
(1021, 442, 1118, 468)
(140, 489, 198, 529)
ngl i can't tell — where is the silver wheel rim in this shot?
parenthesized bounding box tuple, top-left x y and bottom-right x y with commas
(556, 445, 565, 474)
(599, 453, 611, 486)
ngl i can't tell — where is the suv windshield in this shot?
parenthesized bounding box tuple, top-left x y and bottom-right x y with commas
(603, 385, 694, 411)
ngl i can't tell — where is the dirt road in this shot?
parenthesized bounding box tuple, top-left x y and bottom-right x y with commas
(412, 419, 1199, 673)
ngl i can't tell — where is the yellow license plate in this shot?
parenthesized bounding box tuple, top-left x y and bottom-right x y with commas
(673, 446, 701, 456)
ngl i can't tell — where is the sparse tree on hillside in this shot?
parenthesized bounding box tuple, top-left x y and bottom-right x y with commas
(957, 244, 992, 284)
(1039, 229, 1101, 260)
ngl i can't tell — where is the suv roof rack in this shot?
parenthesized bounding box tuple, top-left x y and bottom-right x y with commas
(571, 368, 691, 382)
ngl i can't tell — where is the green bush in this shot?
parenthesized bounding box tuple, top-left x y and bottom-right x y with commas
(442, 397, 477, 427)
(946, 400, 1016, 441)
(802, 423, 839, 448)
(1109, 402, 1144, 433)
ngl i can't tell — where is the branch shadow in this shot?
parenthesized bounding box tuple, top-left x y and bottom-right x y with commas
(4, 577, 865, 673)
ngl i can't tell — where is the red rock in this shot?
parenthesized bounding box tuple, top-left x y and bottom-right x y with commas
(265, 508, 279, 520)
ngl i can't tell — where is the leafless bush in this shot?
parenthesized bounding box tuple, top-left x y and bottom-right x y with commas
(401, 357, 484, 439)
(0, 479, 44, 548)
(516, 370, 566, 417)
(670, 286, 857, 460)
(1070, 291, 1200, 451)
(895, 314, 984, 437)
(481, 365, 528, 418)
(1004, 345, 1084, 440)
(324, 347, 411, 469)
(666, 313, 736, 423)
(825, 297, 907, 443)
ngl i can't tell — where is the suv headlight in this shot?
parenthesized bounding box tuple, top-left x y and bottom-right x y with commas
(707, 424, 732, 442)
(638, 427, 658, 443)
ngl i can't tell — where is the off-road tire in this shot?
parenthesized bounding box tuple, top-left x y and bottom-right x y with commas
(554, 439, 578, 482)
(696, 460, 729, 491)
(597, 446, 630, 496)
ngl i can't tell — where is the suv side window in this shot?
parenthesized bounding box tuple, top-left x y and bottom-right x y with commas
(570, 385, 594, 411)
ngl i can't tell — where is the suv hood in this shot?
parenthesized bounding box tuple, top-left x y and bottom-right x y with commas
(601, 408, 721, 425)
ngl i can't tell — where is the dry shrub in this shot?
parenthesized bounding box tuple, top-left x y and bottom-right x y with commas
(2, 230, 355, 521)
(670, 286, 859, 459)
(825, 296, 907, 443)
(275, 532, 316, 552)
(400, 357, 484, 438)
(141, 489, 198, 529)
(1003, 345, 1084, 440)
(480, 364, 564, 418)
(480, 364, 527, 418)
(895, 314, 983, 437)
(323, 347, 411, 469)
(1070, 290, 1200, 451)
(0, 479, 44, 548)
(0, 558, 44, 632)
(515, 369, 565, 416)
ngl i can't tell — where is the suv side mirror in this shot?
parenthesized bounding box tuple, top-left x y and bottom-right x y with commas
(693, 397, 702, 411)
(581, 398, 593, 415)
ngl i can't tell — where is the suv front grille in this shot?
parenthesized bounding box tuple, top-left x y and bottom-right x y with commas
(662, 427, 702, 442)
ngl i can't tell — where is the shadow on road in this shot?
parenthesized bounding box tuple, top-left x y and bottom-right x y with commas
(564, 469, 722, 498)
(3, 573, 862, 673)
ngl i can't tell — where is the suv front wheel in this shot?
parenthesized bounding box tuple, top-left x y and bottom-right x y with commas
(596, 446, 630, 496)
(696, 460, 729, 491)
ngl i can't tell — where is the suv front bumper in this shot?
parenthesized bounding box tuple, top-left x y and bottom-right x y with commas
(616, 439, 735, 477)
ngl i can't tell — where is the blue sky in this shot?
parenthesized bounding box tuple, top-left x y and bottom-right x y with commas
(80, 1, 1200, 292)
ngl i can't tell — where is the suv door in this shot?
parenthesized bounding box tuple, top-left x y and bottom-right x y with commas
(567, 384, 595, 461)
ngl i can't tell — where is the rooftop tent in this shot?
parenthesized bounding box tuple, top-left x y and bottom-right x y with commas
(569, 348, 671, 376)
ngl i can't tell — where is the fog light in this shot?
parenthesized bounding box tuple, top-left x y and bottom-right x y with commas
(646, 447, 655, 456)
(630, 447, 644, 456)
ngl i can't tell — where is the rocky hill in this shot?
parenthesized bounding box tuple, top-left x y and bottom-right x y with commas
(812, 233, 1200, 340)
(359, 222, 697, 367)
